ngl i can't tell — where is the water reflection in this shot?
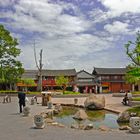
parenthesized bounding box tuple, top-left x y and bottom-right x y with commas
(54, 106, 119, 129)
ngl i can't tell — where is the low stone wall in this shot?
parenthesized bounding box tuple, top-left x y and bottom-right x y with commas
(112, 93, 140, 97)
(112, 93, 126, 97)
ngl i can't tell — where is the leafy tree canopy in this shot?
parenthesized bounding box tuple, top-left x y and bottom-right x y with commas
(125, 31, 140, 67)
(125, 32, 140, 84)
(21, 78, 36, 86)
(55, 75, 69, 91)
(0, 24, 24, 85)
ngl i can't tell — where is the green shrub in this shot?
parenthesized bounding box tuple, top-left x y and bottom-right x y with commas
(0, 90, 41, 95)
(63, 91, 80, 95)
(26, 92, 41, 94)
(132, 91, 140, 94)
(0, 90, 17, 94)
(127, 106, 140, 116)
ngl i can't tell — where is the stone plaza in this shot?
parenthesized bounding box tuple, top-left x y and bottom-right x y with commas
(0, 95, 140, 140)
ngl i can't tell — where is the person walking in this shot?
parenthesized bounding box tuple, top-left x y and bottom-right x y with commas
(18, 89, 26, 113)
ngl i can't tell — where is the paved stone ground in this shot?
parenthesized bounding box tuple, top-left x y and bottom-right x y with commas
(0, 95, 140, 140)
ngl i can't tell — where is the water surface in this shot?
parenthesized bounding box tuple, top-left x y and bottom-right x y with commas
(54, 106, 119, 129)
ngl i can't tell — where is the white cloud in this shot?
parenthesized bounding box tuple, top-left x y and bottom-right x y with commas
(104, 21, 131, 34)
(1, 0, 91, 36)
(19, 33, 114, 70)
(0, 0, 134, 70)
(89, 8, 110, 23)
(99, 0, 140, 17)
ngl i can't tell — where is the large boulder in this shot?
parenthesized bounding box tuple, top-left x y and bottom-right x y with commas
(84, 95, 105, 110)
(117, 111, 130, 123)
(73, 109, 88, 120)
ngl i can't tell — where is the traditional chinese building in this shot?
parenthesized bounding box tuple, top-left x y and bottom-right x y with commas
(76, 70, 98, 93)
(17, 69, 76, 91)
(92, 67, 132, 93)
(41, 69, 76, 90)
(17, 70, 38, 90)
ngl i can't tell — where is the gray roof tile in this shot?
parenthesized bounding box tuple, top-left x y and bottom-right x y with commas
(93, 67, 126, 75)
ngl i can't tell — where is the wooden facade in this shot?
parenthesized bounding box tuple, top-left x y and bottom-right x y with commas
(92, 68, 132, 93)
(17, 67, 132, 93)
(18, 69, 76, 91)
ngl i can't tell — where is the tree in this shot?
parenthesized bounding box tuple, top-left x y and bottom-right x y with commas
(124, 32, 140, 91)
(21, 78, 36, 92)
(34, 41, 43, 92)
(125, 31, 140, 67)
(0, 24, 24, 90)
(55, 75, 69, 93)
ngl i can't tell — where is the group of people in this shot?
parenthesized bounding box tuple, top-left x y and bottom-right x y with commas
(122, 91, 132, 105)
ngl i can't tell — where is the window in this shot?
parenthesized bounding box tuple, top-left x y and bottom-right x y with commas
(101, 76, 110, 80)
(114, 76, 118, 79)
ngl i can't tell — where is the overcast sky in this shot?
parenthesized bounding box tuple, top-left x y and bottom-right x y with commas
(0, 0, 140, 72)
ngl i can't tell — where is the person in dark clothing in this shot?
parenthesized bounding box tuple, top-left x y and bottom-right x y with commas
(122, 92, 128, 105)
(18, 90, 26, 113)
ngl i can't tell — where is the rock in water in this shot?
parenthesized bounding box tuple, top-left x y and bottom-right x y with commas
(73, 109, 88, 120)
(84, 95, 105, 110)
(119, 126, 130, 130)
(84, 124, 94, 130)
(117, 111, 130, 123)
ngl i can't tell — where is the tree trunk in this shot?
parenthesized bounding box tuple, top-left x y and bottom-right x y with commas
(9, 83, 12, 90)
(6, 84, 9, 90)
(138, 84, 140, 91)
(13, 83, 17, 91)
(37, 71, 42, 92)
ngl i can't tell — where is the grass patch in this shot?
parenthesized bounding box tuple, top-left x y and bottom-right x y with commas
(0, 90, 41, 95)
(127, 106, 140, 116)
(63, 91, 80, 95)
(132, 97, 140, 101)
(26, 91, 41, 94)
(0, 90, 17, 94)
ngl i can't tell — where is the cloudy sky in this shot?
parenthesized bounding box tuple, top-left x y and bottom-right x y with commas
(0, 0, 140, 72)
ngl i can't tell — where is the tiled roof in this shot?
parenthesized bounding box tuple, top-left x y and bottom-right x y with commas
(42, 69, 76, 76)
(21, 70, 38, 79)
(93, 67, 126, 75)
(22, 69, 76, 78)
(77, 70, 95, 78)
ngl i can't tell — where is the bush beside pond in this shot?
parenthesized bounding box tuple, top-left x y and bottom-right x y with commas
(127, 106, 140, 116)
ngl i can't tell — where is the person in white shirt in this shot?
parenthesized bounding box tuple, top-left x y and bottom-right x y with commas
(127, 91, 132, 100)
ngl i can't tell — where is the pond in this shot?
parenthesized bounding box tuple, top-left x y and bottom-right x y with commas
(54, 106, 120, 129)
